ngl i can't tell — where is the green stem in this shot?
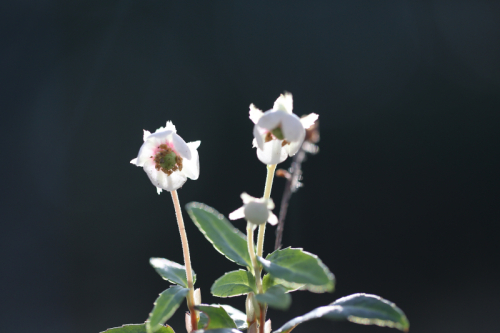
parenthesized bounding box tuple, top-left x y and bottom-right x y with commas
(171, 190, 197, 331)
(256, 164, 277, 257)
(247, 224, 263, 294)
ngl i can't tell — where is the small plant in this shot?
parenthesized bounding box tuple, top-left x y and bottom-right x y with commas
(105, 93, 409, 333)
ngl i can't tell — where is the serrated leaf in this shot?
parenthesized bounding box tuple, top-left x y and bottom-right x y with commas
(193, 329, 243, 333)
(150, 258, 196, 288)
(219, 305, 247, 330)
(186, 202, 251, 267)
(273, 293, 409, 333)
(146, 286, 189, 333)
(255, 285, 291, 311)
(196, 304, 238, 330)
(257, 248, 334, 293)
(102, 324, 174, 333)
(211, 270, 256, 297)
(262, 274, 303, 293)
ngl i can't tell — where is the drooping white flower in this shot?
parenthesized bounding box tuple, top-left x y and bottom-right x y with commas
(229, 193, 278, 226)
(250, 92, 319, 165)
(130, 121, 200, 194)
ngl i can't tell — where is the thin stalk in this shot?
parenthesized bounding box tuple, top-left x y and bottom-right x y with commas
(256, 164, 277, 257)
(171, 190, 197, 331)
(247, 224, 263, 294)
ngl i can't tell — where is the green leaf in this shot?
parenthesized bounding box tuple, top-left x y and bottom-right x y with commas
(257, 248, 334, 293)
(193, 329, 243, 333)
(211, 270, 256, 297)
(146, 286, 189, 333)
(273, 293, 409, 333)
(218, 305, 247, 330)
(102, 324, 174, 333)
(150, 258, 196, 288)
(255, 285, 291, 311)
(262, 274, 303, 293)
(196, 304, 238, 330)
(186, 202, 251, 267)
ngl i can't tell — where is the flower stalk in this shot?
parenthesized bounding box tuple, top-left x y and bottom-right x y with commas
(247, 224, 263, 294)
(257, 164, 277, 258)
(171, 190, 197, 331)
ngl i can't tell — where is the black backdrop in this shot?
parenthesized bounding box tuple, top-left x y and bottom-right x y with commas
(1, 1, 499, 333)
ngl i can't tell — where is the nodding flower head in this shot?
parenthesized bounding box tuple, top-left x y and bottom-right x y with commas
(130, 121, 200, 194)
(249, 92, 318, 165)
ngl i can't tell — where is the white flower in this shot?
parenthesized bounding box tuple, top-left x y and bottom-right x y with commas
(229, 193, 278, 226)
(250, 92, 318, 165)
(130, 121, 200, 194)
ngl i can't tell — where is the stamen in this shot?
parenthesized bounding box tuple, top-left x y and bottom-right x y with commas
(265, 132, 273, 142)
(281, 140, 290, 147)
(153, 144, 183, 176)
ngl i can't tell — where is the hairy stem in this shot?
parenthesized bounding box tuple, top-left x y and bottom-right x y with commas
(171, 190, 197, 331)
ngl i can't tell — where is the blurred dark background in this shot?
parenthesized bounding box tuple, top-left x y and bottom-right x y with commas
(1, 1, 499, 332)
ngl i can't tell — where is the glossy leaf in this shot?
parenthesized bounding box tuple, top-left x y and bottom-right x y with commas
(196, 304, 238, 330)
(150, 258, 196, 288)
(258, 248, 334, 293)
(102, 324, 174, 333)
(255, 285, 291, 311)
(146, 286, 189, 333)
(211, 270, 256, 297)
(273, 293, 409, 333)
(219, 305, 247, 330)
(186, 202, 251, 267)
(262, 274, 303, 293)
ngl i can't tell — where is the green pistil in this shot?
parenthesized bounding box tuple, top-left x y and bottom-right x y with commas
(271, 127, 284, 140)
(161, 151, 178, 170)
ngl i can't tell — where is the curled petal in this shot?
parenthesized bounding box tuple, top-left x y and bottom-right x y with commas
(183, 142, 200, 180)
(257, 110, 285, 131)
(130, 158, 138, 165)
(267, 213, 278, 226)
(253, 126, 265, 150)
(281, 113, 304, 143)
(240, 192, 256, 204)
(229, 206, 245, 220)
(300, 113, 319, 129)
(257, 140, 288, 165)
(284, 128, 305, 156)
(249, 104, 264, 124)
(172, 133, 192, 159)
(273, 93, 293, 113)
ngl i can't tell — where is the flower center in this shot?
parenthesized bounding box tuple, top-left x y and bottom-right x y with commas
(271, 127, 284, 140)
(154, 144, 183, 175)
(264, 126, 289, 145)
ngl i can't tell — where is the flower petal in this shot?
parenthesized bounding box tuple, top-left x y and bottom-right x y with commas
(156, 187, 163, 195)
(130, 158, 138, 165)
(253, 125, 265, 150)
(228, 206, 245, 220)
(256, 140, 288, 165)
(257, 110, 285, 131)
(182, 141, 200, 180)
(284, 128, 305, 156)
(273, 92, 293, 113)
(172, 133, 192, 159)
(144, 159, 187, 191)
(281, 113, 304, 143)
(165, 121, 176, 132)
(249, 104, 264, 124)
(300, 113, 319, 129)
(240, 192, 256, 204)
(143, 130, 151, 141)
(136, 139, 157, 166)
(267, 213, 278, 226)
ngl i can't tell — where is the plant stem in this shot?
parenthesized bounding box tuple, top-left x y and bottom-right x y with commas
(171, 190, 197, 331)
(247, 224, 263, 294)
(257, 164, 277, 257)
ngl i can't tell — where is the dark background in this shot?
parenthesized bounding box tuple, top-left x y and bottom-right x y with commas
(1, 1, 499, 333)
